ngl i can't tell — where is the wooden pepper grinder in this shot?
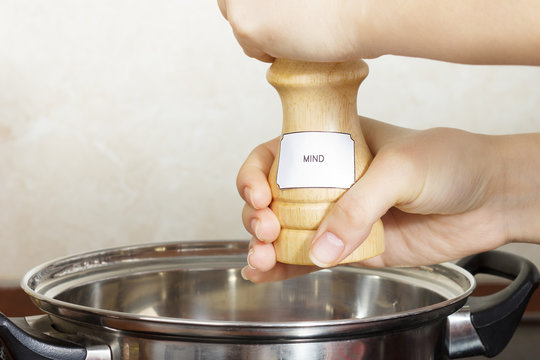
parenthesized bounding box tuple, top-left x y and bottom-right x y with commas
(267, 59, 384, 265)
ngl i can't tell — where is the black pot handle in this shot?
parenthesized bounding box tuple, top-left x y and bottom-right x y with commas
(457, 250, 540, 358)
(0, 313, 88, 360)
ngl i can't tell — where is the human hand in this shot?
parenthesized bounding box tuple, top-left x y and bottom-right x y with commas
(217, 0, 377, 63)
(238, 117, 512, 282)
(218, 0, 540, 65)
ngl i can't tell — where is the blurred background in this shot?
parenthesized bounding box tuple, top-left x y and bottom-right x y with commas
(1, 1, 540, 284)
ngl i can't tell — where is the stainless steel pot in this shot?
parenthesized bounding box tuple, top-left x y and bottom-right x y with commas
(0, 241, 538, 360)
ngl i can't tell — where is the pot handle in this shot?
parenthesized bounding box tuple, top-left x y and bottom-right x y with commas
(0, 312, 104, 360)
(456, 250, 540, 358)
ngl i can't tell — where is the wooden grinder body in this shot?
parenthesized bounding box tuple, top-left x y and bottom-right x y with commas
(267, 59, 384, 265)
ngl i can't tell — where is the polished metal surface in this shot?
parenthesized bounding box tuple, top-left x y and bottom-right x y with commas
(47, 314, 449, 360)
(446, 306, 485, 359)
(84, 346, 113, 360)
(21, 241, 475, 340)
(24, 315, 112, 360)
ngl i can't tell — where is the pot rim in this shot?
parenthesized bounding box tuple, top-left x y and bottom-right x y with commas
(21, 240, 476, 339)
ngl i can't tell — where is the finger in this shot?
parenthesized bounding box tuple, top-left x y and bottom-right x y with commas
(242, 204, 281, 242)
(255, 52, 275, 63)
(241, 263, 319, 283)
(236, 138, 279, 209)
(217, 0, 227, 19)
(309, 149, 420, 267)
(223, 0, 276, 63)
(239, 43, 275, 63)
(246, 237, 276, 272)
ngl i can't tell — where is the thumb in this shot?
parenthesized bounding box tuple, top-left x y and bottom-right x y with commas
(308, 151, 418, 267)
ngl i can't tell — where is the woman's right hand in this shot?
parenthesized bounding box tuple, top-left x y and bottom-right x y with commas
(238, 117, 540, 282)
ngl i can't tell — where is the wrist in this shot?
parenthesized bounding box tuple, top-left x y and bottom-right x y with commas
(493, 133, 540, 244)
(353, 0, 389, 59)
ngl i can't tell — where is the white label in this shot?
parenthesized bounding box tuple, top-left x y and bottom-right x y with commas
(276, 132, 355, 189)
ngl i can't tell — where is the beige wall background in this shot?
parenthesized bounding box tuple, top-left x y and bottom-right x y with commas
(1, 1, 540, 284)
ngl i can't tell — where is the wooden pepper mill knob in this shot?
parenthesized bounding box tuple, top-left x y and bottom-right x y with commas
(267, 59, 384, 265)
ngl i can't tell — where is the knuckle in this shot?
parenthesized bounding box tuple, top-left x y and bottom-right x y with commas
(333, 196, 367, 228)
(228, 12, 260, 42)
(378, 146, 421, 182)
(236, 144, 265, 185)
(375, 145, 425, 204)
(251, 142, 269, 157)
(377, 145, 413, 170)
(241, 204, 254, 227)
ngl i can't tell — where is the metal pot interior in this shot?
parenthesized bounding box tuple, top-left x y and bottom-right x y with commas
(22, 241, 475, 339)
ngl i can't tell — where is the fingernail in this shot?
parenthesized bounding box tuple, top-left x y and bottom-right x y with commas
(247, 248, 256, 269)
(251, 218, 261, 240)
(240, 266, 251, 281)
(309, 232, 345, 267)
(244, 187, 256, 209)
